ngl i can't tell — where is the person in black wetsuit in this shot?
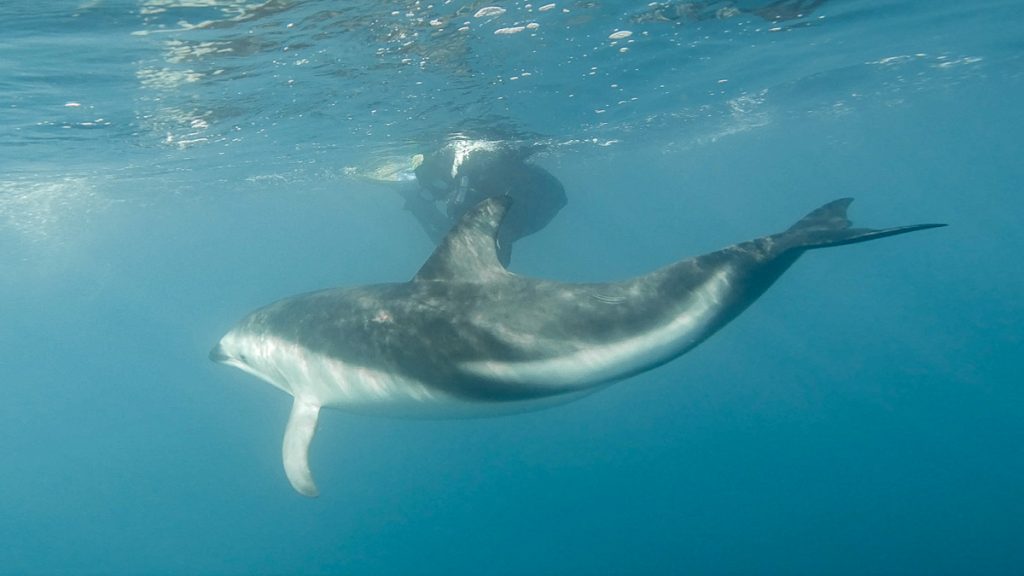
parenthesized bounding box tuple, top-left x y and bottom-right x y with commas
(400, 141, 567, 266)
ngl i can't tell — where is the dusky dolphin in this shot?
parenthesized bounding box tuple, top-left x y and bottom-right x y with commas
(210, 197, 943, 496)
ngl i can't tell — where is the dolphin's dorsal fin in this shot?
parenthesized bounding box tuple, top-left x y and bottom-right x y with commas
(414, 196, 512, 282)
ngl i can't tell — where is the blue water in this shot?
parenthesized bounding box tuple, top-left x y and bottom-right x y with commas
(2, 1, 1022, 574)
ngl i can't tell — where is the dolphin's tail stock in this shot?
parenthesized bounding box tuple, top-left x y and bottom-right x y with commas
(776, 198, 946, 253)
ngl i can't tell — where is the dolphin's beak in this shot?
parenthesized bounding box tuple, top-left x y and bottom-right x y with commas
(209, 343, 231, 364)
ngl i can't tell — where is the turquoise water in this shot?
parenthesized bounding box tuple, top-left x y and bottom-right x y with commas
(2, 1, 1022, 574)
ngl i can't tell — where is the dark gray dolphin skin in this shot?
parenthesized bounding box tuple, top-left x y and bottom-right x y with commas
(210, 197, 944, 496)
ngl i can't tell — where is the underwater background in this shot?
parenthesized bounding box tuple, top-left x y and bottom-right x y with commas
(1, 1, 1021, 574)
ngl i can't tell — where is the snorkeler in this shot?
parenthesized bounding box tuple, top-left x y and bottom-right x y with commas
(400, 139, 567, 266)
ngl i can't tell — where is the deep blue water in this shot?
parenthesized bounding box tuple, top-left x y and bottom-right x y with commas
(2, 1, 1022, 574)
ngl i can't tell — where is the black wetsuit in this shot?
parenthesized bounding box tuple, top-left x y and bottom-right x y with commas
(404, 145, 567, 266)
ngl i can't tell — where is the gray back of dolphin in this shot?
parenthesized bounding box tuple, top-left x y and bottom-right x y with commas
(210, 196, 944, 496)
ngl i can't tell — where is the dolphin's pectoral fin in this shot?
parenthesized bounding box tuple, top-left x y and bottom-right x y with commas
(282, 397, 321, 498)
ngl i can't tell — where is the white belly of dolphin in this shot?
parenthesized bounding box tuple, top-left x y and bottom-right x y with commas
(225, 332, 594, 418)
(235, 333, 446, 412)
(460, 267, 734, 387)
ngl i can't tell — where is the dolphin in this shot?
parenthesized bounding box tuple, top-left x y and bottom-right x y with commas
(210, 197, 943, 496)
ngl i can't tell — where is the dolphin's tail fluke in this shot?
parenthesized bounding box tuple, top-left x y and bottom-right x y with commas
(779, 198, 946, 252)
